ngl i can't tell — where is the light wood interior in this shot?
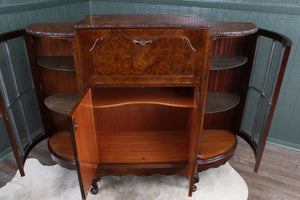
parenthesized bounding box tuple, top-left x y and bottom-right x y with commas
(92, 87, 195, 108)
(199, 129, 237, 159)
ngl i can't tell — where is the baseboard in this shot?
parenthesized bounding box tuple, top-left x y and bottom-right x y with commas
(268, 137, 300, 152)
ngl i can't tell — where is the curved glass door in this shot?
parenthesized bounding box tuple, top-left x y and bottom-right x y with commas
(239, 29, 292, 172)
(0, 30, 45, 175)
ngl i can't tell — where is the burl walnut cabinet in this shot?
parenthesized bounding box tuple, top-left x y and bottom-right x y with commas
(6, 14, 289, 199)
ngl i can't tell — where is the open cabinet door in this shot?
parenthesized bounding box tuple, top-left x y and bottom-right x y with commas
(238, 29, 292, 172)
(69, 88, 99, 200)
(0, 30, 46, 175)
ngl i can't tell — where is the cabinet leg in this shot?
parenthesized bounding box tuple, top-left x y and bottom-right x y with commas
(91, 177, 102, 195)
(192, 173, 199, 192)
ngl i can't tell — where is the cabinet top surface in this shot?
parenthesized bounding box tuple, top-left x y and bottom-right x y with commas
(25, 14, 257, 38)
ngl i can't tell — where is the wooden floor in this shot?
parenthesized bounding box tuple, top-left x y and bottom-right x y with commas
(0, 137, 300, 200)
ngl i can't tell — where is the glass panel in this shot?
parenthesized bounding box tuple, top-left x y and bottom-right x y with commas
(250, 37, 273, 90)
(20, 91, 44, 139)
(0, 43, 18, 101)
(8, 100, 30, 149)
(265, 42, 284, 98)
(252, 97, 270, 146)
(6, 38, 34, 94)
(0, 116, 11, 157)
(240, 88, 261, 135)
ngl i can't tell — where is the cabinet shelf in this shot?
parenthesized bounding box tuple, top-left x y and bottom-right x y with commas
(92, 87, 195, 108)
(44, 93, 79, 115)
(44, 91, 240, 114)
(37, 56, 75, 71)
(48, 131, 75, 169)
(210, 55, 247, 70)
(198, 129, 236, 160)
(205, 92, 240, 114)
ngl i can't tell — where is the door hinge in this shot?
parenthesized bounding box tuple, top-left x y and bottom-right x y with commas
(72, 118, 79, 132)
(3, 111, 8, 120)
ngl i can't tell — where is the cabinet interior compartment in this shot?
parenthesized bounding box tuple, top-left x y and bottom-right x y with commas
(72, 87, 197, 164)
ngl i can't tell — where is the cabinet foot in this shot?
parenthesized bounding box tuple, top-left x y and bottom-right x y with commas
(91, 177, 102, 194)
(192, 173, 199, 192)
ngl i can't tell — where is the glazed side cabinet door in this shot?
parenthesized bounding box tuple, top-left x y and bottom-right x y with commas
(69, 88, 99, 199)
(0, 30, 46, 176)
(238, 29, 292, 172)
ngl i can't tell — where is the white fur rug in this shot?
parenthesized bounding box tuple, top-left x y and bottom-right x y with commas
(0, 159, 248, 200)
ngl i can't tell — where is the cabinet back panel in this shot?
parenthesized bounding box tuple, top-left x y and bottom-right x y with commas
(33, 37, 73, 56)
(93, 104, 190, 131)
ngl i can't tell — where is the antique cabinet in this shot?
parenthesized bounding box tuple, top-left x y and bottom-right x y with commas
(20, 14, 292, 199)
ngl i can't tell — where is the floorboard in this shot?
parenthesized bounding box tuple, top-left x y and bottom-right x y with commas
(0, 137, 299, 200)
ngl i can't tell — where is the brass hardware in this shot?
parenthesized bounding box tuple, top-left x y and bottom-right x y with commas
(72, 118, 79, 132)
(133, 39, 152, 46)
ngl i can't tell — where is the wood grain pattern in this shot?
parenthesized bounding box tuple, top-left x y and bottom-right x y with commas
(74, 28, 210, 88)
(96, 130, 189, 163)
(69, 89, 99, 197)
(37, 56, 75, 71)
(48, 131, 75, 168)
(92, 87, 194, 108)
(198, 129, 236, 159)
(90, 36, 195, 77)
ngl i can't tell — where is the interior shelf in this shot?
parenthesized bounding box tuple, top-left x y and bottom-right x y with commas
(92, 87, 195, 108)
(198, 129, 236, 159)
(205, 92, 240, 114)
(96, 130, 189, 163)
(37, 56, 75, 71)
(210, 55, 247, 70)
(48, 131, 75, 169)
(44, 93, 79, 115)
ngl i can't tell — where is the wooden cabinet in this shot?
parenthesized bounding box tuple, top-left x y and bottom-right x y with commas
(23, 14, 292, 199)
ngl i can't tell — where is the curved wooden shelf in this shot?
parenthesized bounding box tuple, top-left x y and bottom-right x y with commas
(48, 131, 75, 170)
(92, 87, 195, 108)
(205, 92, 240, 114)
(44, 93, 79, 115)
(210, 55, 247, 70)
(37, 56, 75, 71)
(197, 129, 237, 172)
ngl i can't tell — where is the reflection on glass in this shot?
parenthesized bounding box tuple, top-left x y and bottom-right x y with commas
(20, 91, 44, 139)
(0, 43, 18, 101)
(240, 88, 261, 135)
(7, 38, 34, 94)
(250, 37, 273, 90)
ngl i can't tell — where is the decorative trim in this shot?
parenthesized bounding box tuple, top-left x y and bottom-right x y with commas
(98, 0, 300, 15)
(0, 0, 86, 14)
